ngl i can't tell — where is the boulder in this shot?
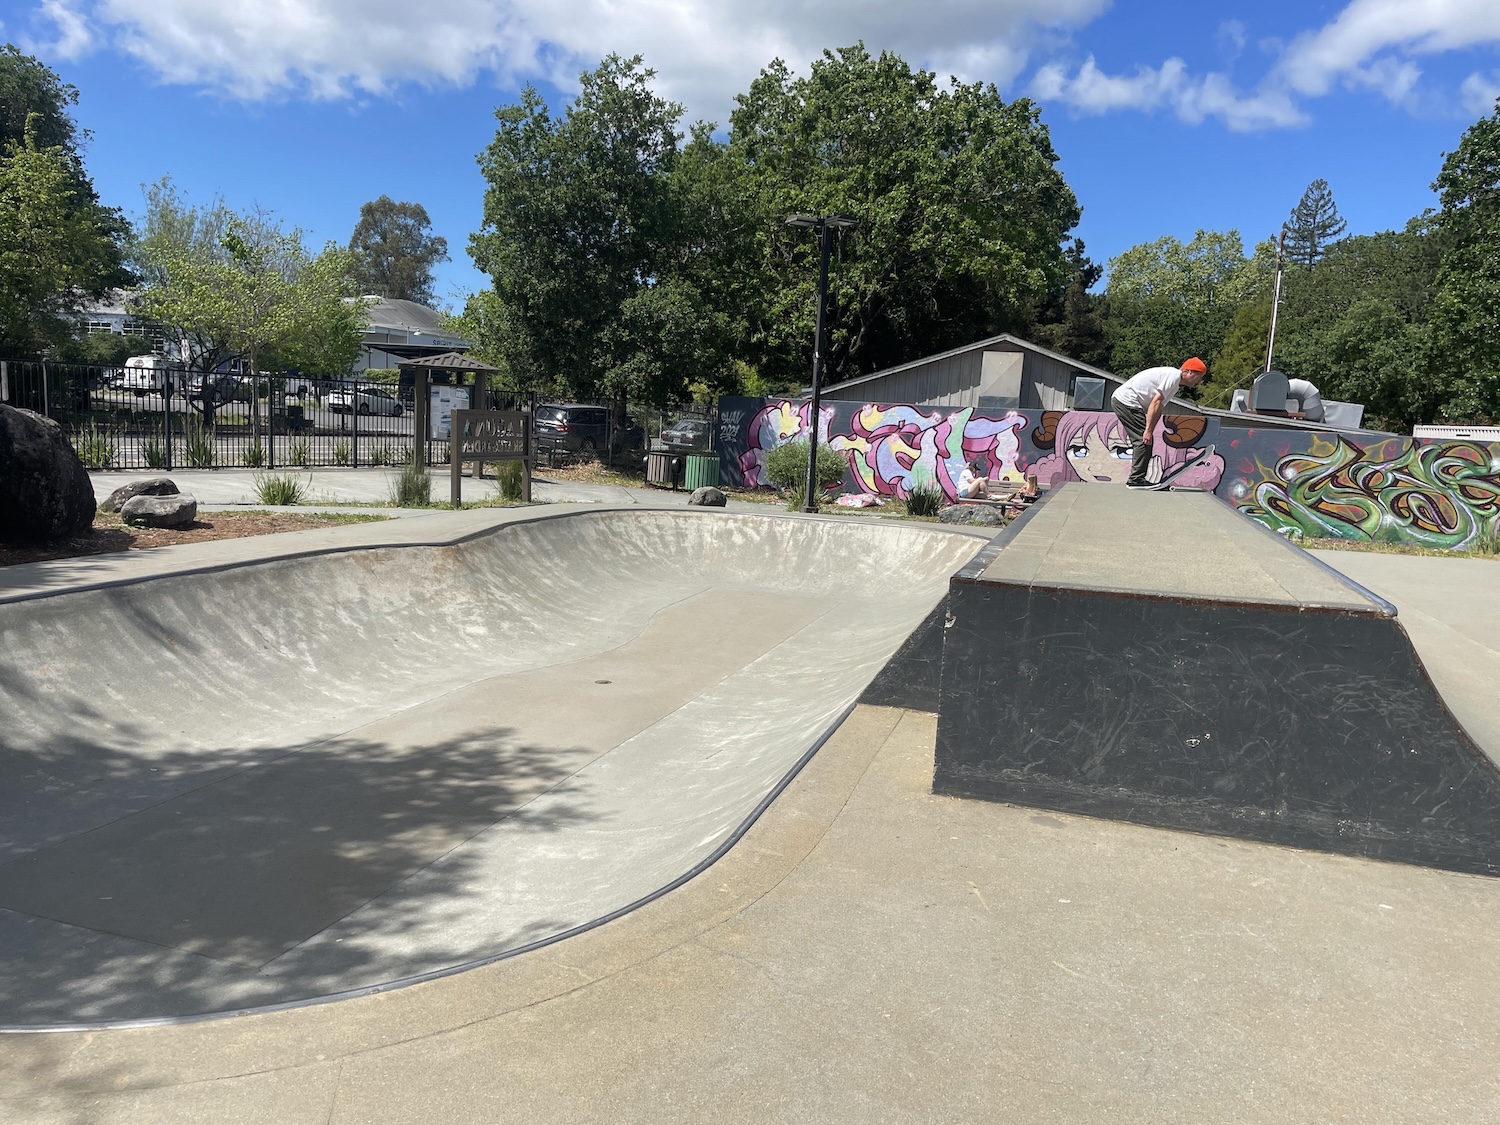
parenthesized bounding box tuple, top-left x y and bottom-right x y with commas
(0, 405, 97, 543)
(100, 477, 180, 513)
(120, 493, 198, 529)
(938, 504, 1006, 527)
(688, 486, 727, 507)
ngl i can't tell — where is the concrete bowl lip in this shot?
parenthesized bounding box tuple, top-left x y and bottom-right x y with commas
(0, 502, 996, 607)
(0, 700, 860, 1035)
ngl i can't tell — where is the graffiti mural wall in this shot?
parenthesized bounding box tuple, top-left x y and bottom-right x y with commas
(716, 395, 1500, 548)
(1221, 429, 1500, 549)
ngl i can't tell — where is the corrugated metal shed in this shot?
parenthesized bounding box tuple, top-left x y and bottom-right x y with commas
(818, 334, 1132, 411)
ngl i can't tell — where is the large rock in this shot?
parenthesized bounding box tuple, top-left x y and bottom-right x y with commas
(120, 493, 198, 529)
(100, 477, 180, 513)
(938, 504, 1006, 527)
(687, 486, 727, 507)
(0, 405, 97, 543)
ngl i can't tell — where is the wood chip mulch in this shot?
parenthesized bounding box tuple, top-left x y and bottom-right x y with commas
(0, 511, 385, 567)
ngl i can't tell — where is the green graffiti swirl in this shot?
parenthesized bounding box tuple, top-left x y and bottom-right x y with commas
(1234, 437, 1500, 549)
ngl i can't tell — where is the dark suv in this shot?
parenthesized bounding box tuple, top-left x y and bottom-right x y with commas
(533, 404, 644, 460)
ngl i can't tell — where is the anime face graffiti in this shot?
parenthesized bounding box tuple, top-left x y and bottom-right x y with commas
(1030, 411, 1226, 490)
(1062, 416, 1133, 483)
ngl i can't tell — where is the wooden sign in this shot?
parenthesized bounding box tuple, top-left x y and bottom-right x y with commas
(450, 409, 531, 506)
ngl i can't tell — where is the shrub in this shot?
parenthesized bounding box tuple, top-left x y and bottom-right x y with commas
(73, 423, 117, 470)
(333, 438, 351, 466)
(142, 425, 168, 470)
(497, 459, 524, 503)
(370, 442, 394, 466)
(287, 438, 310, 467)
(184, 419, 215, 467)
(1477, 521, 1500, 556)
(763, 440, 847, 497)
(906, 485, 944, 517)
(388, 461, 431, 507)
(242, 439, 266, 468)
(254, 472, 310, 506)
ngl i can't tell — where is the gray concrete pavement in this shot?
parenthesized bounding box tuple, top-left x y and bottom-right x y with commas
(0, 508, 983, 1025)
(5, 705, 1499, 1123)
(1310, 549, 1500, 755)
(86, 466, 755, 510)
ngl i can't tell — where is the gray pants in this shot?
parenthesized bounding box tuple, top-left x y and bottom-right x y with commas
(1111, 398, 1152, 486)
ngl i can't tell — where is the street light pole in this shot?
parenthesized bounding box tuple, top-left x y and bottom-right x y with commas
(786, 213, 857, 514)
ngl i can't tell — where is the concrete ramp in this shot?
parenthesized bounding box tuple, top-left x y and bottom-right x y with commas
(0, 510, 983, 1026)
(935, 485, 1500, 877)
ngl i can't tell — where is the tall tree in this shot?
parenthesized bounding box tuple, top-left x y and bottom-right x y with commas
(1103, 230, 1271, 375)
(468, 55, 724, 406)
(348, 196, 449, 305)
(725, 45, 1081, 385)
(0, 47, 131, 354)
(1429, 103, 1500, 422)
(1283, 179, 1348, 267)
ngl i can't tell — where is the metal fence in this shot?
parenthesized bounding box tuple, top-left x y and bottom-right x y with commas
(0, 358, 717, 473)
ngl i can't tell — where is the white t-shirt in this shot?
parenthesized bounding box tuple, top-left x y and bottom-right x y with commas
(957, 467, 980, 492)
(1112, 366, 1182, 411)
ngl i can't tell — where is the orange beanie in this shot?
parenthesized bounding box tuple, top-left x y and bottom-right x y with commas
(1182, 357, 1207, 373)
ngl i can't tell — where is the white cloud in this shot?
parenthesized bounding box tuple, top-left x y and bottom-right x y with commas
(1032, 0, 1500, 131)
(1274, 0, 1500, 98)
(1029, 55, 1305, 131)
(24, 0, 95, 61)
(1461, 71, 1500, 115)
(29, 0, 1110, 120)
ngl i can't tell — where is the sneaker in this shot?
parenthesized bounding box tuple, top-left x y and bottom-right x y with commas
(1125, 480, 1155, 489)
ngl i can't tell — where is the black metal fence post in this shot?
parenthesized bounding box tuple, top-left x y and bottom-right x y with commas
(162, 377, 173, 470)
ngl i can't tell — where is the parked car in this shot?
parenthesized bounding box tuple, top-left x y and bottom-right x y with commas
(657, 418, 713, 453)
(328, 387, 405, 416)
(533, 403, 614, 458)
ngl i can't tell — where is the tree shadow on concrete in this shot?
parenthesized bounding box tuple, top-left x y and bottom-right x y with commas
(0, 721, 598, 1027)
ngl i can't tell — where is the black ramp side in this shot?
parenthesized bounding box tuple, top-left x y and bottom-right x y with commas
(933, 485, 1500, 877)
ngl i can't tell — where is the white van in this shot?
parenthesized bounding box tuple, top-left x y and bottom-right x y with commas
(118, 354, 180, 396)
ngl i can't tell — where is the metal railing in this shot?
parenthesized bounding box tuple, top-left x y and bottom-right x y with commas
(0, 358, 717, 474)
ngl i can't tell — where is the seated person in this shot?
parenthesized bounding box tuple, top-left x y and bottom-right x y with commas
(956, 459, 989, 499)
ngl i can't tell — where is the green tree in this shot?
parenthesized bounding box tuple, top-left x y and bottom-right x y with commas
(1200, 297, 1272, 409)
(1430, 103, 1500, 421)
(348, 196, 449, 304)
(134, 203, 365, 425)
(130, 178, 237, 372)
(1283, 179, 1348, 267)
(1103, 230, 1271, 376)
(0, 47, 131, 354)
(726, 44, 1081, 384)
(0, 120, 124, 354)
(467, 55, 714, 406)
(1029, 240, 1109, 368)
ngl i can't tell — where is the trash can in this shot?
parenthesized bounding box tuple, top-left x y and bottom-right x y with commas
(646, 449, 679, 488)
(684, 453, 719, 490)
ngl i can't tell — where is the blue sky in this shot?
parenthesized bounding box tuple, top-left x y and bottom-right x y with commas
(6, 0, 1499, 309)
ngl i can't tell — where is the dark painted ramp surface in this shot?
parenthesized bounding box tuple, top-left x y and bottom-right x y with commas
(934, 485, 1500, 876)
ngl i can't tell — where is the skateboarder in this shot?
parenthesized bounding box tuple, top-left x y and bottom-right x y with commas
(1111, 358, 1207, 489)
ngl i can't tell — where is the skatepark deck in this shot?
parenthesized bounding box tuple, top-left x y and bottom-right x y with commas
(934, 484, 1500, 876)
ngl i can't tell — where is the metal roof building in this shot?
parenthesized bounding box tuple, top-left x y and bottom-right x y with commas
(817, 334, 1369, 432)
(353, 297, 470, 371)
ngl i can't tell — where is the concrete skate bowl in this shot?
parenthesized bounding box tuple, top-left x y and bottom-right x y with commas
(0, 509, 984, 1028)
